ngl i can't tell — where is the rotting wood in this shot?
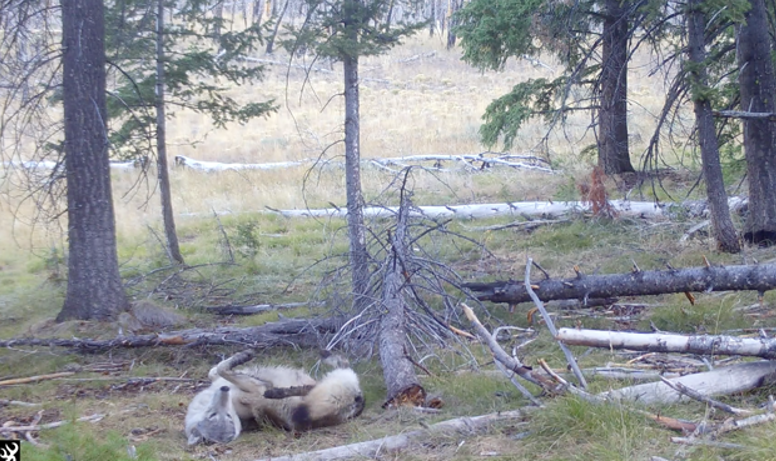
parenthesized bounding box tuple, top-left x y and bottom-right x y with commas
(250, 409, 531, 461)
(557, 328, 776, 359)
(466, 262, 776, 305)
(0, 316, 346, 350)
(599, 361, 776, 405)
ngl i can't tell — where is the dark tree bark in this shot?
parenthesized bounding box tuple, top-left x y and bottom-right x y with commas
(58, 0, 129, 321)
(156, 0, 184, 265)
(598, 0, 634, 174)
(687, 0, 740, 253)
(738, 0, 776, 246)
(464, 263, 776, 304)
(343, 53, 371, 312)
(446, 0, 460, 49)
(265, 0, 289, 54)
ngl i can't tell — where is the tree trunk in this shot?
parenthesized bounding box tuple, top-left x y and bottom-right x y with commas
(212, 0, 224, 39)
(687, 0, 740, 253)
(156, 0, 184, 265)
(343, 53, 370, 312)
(738, 0, 776, 246)
(598, 0, 634, 174)
(558, 328, 776, 359)
(265, 0, 289, 54)
(464, 262, 776, 304)
(58, 0, 129, 321)
(445, 0, 458, 49)
(379, 197, 425, 407)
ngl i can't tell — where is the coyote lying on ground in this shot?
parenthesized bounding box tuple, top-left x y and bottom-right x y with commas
(185, 350, 365, 444)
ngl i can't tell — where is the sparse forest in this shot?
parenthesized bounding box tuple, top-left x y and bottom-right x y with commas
(3, 0, 776, 460)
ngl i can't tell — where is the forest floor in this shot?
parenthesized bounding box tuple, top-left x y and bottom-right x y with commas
(2, 35, 776, 461)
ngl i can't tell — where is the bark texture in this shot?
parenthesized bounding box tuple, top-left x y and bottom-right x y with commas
(738, 0, 776, 246)
(379, 199, 425, 406)
(687, 0, 740, 253)
(598, 0, 634, 174)
(59, 0, 128, 321)
(558, 328, 776, 359)
(343, 53, 371, 312)
(465, 263, 776, 304)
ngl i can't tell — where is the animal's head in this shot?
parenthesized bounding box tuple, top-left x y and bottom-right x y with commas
(291, 368, 365, 430)
(188, 386, 240, 445)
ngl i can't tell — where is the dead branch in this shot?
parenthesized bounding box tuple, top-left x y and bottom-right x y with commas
(466, 263, 776, 305)
(0, 399, 41, 407)
(204, 302, 318, 316)
(524, 258, 587, 389)
(0, 413, 104, 434)
(251, 408, 532, 461)
(0, 372, 75, 386)
(658, 376, 753, 416)
(670, 437, 744, 449)
(557, 328, 776, 359)
(461, 303, 556, 403)
(0, 316, 346, 351)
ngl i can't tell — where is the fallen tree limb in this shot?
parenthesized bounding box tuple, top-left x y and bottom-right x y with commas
(0, 372, 75, 386)
(204, 302, 318, 316)
(461, 303, 554, 404)
(251, 409, 531, 461)
(658, 376, 752, 416)
(524, 258, 587, 389)
(0, 316, 346, 351)
(466, 262, 776, 304)
(557, 328, 776, 359)
(599, 361, 776, 405)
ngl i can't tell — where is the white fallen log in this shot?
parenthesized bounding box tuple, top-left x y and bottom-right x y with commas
(598, 360, 776, 405)
(271, 200, 667, 220)
(172, 152, 553, 173)
(173, 155, 310, 171)
(251, 409, 530, 461)
(557, 328, 776, 359)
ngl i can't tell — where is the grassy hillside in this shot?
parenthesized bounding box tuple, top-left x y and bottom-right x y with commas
(2, 36, 775, 461)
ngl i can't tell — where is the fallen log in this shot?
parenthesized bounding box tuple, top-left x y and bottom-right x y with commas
(466, 262, 776, 305)
(379, 194, 426, 407)
(251, 409, 531, 461)
(0, 316, 345, 351)
(204, 302, 318, 316)
(599, 361, 776, 405)
(557, 328, 776, 359)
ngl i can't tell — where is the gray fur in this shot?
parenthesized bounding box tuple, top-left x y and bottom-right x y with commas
(185, 385, 241, 445)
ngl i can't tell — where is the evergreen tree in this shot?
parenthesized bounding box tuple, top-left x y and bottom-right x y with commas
(282, 0, 424, 310)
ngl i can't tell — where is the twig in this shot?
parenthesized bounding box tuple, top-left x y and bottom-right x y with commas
(0, 399, 42, 407)
(0, 413, 105, 432)
(658, 376, 753, 416)
(670, 437, 744, 449)
(0, 372, 75, 386)
(461, 303, 553, 404)
(716, 412, 776, 435)
(525, 258, 587, 389)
